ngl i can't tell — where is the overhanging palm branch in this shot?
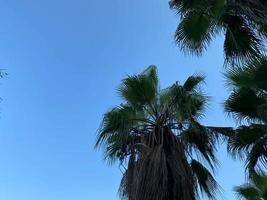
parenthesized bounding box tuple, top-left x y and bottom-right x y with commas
(170, 0, 267, 65)
(96, 66, 233, 200)
(175, 12, 217, 56)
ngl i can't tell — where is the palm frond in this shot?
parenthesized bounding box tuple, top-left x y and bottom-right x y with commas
(226, 57, 267, 90)
(257, 103, 267, 120)
(252, 172, 267, 192)
(118, 66, 158, 111)
(191, 159, 220, 199)
(160, 82, 208, 121)
(175, 11, 217, 56)
(171, 0, 267, 66)
(233, 0, 267, 27)
(95, 105, 144, 163)
(104, 133, 139, 164)
(234, 185, 260, 200)
(222, 14, 262, 65)
(183, 75, 205, 92)
(170, 0, 225, 17)
(224, 88, 266, 121)
(245, 139, 267, 172)
(234, 173, 267, 200)
(96, 105, 136, 147)
(227, 124, 267, 161)
(182, 122, 218, 170)
(205, 126, 235, 138)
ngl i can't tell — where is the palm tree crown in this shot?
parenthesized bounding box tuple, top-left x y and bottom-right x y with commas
(170, 0, 267, 65)
(96, 66, 232, 200)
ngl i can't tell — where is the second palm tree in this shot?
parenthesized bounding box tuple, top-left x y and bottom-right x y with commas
(96, 66, 233, 200)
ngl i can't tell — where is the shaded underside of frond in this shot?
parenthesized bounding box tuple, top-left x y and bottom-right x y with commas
(226, 57, 267, 90)
(224, 87, 266, 121)
(175, 11, 217, 56)
(182, 122, 219, 170)
(191, 159, 220, 199)
(222, 13, 262, 65)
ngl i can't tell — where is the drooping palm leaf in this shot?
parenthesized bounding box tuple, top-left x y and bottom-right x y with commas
(226, 57, 267, 90)
(223, 15, 261, 64)
(175, 11, 217, 55)
(182, 121, 219, 170)
(191, 159, 220, 199)
(183, 75, 206, 92)
(225, 88, 266, 121)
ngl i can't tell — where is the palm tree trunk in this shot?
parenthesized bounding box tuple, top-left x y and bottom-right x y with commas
(127, 127, 196, 200)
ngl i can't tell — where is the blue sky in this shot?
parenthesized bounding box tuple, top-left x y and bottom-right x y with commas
(0, 0, 244, 199)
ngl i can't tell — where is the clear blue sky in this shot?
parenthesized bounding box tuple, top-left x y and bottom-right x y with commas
(0, 0, 244, 199)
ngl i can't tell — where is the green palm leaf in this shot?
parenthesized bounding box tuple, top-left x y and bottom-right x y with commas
(234, 173, 267, 200)
(226, 57, 267, 90)
(118, 65, 158, 111)
(235, 185, 260, 200)
(222, 14, 262, 64)
(171, 0, 266, 66)
(183, 75, 205, 92)
(175, 12, 216, 55)
(191, 159, 220, 199)
(225, 88, 266, 121)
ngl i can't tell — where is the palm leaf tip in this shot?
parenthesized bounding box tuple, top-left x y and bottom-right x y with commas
(117, 66, 159, 108)
(191, 159, 221, 199)
(175, 12, 215, 56)
(223, 17, 262, 65)
(183, 75, 206, 92)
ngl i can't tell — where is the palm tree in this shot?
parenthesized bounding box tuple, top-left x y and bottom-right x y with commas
(234, 173, 267, 200)
(96, 66, 233, 200)
(225, 57, 267, 174)
(170, 0, 267, 65)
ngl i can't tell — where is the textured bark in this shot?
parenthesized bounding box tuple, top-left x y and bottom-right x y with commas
(121, 126, 196, 200)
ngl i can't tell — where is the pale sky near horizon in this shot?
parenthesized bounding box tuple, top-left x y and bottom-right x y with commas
(0, 1, 244, 199)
